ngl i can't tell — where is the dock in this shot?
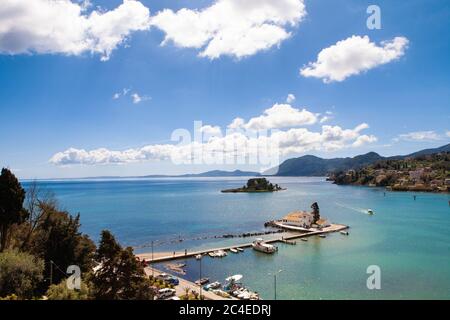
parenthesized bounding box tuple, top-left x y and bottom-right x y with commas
(136, 223, 349, 263)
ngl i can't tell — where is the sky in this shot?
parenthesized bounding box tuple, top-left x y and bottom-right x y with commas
(0, 0, 449, 179)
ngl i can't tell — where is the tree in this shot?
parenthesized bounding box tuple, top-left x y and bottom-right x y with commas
(0, 168, 28, 251)
(46, 280, 90, 300)
(27, 202, 96, 292)
(91, 230, 154, 300)
(0, 250, 44, 299)
(311, 202, 320, 223)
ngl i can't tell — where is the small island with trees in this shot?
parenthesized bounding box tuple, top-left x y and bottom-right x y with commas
(221, 178, 284, 193)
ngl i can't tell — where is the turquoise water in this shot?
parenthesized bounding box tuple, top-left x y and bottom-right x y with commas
(24, 177, 450, 299)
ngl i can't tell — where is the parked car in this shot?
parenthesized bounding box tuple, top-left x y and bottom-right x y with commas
(157, 288, 176, 299)
(156, 273, 179, 285)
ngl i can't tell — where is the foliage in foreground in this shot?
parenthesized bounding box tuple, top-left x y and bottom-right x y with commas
(0, 250, 44, 299)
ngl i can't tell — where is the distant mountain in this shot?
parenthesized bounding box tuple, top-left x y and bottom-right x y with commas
(179, 170, 260, 177)
(265, 143, 450, 177)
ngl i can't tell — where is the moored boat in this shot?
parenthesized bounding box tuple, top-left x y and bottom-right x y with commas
(236, 247, 244, 252)
(204, 281, 221, 291)
(214, 250, 227, 257)
(301, 238, 308, 242)
(252, 238, 278, 254)
(318, 234, 326, 238)
(230, 248, 238, 253)
(367, 209, 374, 215)
(340, 231, 349, 236)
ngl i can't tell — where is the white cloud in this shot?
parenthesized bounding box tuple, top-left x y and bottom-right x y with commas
(352, 135, 378, 147)
(0, 0, 151, 61)
(300, 35, 409, 83)
(200, 125, 222, 137)
(286, 93, 296, 104)
(446, 131, 450, 138)
(396, 131, 442, 142)
(319, 116, 331, 123)
(50, 103, 377, 166)
(227, 117, 245, 130)
(241, 103, 318, 130)
(131, 92, 150, 104)
(112, 93, 120, 99)
(150, 0, 306, 59)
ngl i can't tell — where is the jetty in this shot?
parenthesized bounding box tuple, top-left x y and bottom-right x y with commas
(136, 223, 348, 263)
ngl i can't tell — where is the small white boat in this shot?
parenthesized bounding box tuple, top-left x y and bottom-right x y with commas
(318, 234, 326, 238)
(195, 254, 202, 260)
(214, 250, 227, 257)
(300, 238, 308, 242)
(340, 231, 349, 236)
(208, 252, 216, 257)
(236, 247, 244, 252)
(252, 238, 277, 254)
(367, 209, 374, 215)
(229, 248, 238, 253)
(204, 281, 221, 291)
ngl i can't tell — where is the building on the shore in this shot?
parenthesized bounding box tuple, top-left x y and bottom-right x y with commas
(281, 211, 314, 228)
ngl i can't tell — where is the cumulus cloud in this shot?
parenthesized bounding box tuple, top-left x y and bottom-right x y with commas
(241, 103, 318, 130)
(300, 35, 409, 83)
(0, 0, 151, 61)
(200, 125, 222, 137)
(396, 131, 442, 142)
(286, 93, 296, 104)
(50, 100, 377, 166)
(150, 0, 306, 59)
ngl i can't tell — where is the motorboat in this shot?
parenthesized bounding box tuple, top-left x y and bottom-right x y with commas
(208, 252, 216, 257)
(367, 209, 374, 215)
(229, 248, 238, 253)
(340, 231, 349, 236)
(318, 234, 326, 238)
(204, 281, 221, 291)
(214, 250, 227, 257)
(300, 238, 308, 242)
(252, 238, 278, 254)
(236, 247, 244, 252)
(195, 254, 202, 260)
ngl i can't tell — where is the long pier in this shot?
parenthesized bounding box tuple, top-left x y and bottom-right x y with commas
(137, 223, 349, 263)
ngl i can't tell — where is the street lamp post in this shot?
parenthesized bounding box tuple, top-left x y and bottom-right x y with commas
(269, 269, 283, 300)
(199, 256, 203, 300)
(151, 240, 154, 278)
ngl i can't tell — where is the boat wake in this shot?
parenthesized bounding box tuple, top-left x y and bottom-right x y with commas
(335, 202, 372, 215)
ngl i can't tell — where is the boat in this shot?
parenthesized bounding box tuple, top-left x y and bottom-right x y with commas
(214, 250, 227, 257)
(208, 252, 216, 257)
(252, 238, 278, 254)
(236, 247, 244, 252)
(229, 248, 238, 253)
(367, 209, 374, 215)
(195, 254, 202, 260)
(340, 231, 349, 236)
(211, 289, 231, 298)
(318, 234, 326, 238)
(300, 238, 308, 242)
(204, 281, 221, 291)
(195, 278, 210, 285)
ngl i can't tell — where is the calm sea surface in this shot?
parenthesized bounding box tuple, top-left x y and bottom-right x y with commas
(22, 177, 450, 299)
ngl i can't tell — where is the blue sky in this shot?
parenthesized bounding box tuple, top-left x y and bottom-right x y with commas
(0, 0, 449, 179)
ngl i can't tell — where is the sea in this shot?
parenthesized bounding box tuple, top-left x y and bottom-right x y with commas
(22, 177, 450, 300)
